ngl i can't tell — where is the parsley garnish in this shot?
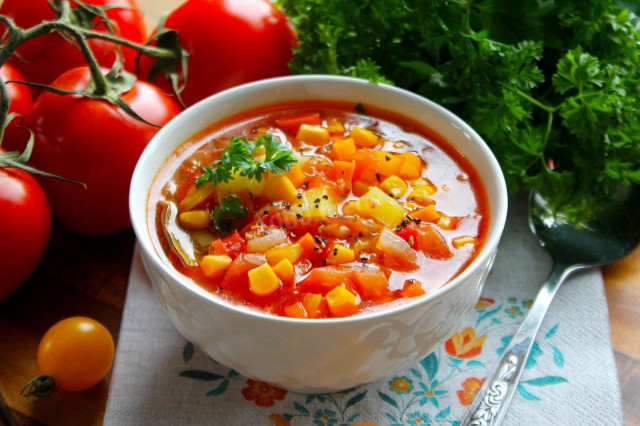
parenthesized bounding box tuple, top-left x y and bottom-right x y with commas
(279, 0, 640, 217)
(211, 194, 248, 235)
(195, 132, 297, 186)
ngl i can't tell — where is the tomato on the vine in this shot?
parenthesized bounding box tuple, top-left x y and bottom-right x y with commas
(0, 154, 51, 301)
(0, 0, 147, 86)
(138, 0, 297, 106)
(0, 64, 34, 150)
(25, 66, 181, 236)
(36, 317, 114, 392)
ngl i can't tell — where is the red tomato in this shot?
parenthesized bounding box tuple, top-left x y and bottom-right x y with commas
(25, 67, 181, 236)
(0, 156, 51, 301)
(0, 0, 146, 86)
(138, 0, 296, 106)
(0, 64, 34, 151)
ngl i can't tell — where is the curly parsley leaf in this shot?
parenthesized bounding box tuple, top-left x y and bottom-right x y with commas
(195, 132, 297, 187)
(211, 194, 248, 236)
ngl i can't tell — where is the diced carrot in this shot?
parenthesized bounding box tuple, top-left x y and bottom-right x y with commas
(297, 266, 353, 294)
(326, 160, 356, 193)
(276, 112, 321, 133)
(351, 149, 381, 184)
(283, 301, 308, 319)
(374, 151, 402, 177)
(331, 138, 356, 160)
(209, 231, 247, 257)
(415, 225, 453, 259)
(410, 205, 441, 222)
(402, 281, 426, 298)
(396, 152, 422, 179)
(325, 286, 360, 317)
(296, 233, 321, 256)
(284, 165, 305, 188)
(351, 267, 392, 300)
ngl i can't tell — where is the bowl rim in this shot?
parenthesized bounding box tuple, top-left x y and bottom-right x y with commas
(130, 74, 508, 325)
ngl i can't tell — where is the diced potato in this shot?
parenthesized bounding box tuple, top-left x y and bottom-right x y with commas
(326, 244, 355, 265)
(331, 138, 356, 160)
(379, 175, 408, 198)
(264, 174, 299, 203)
(358, 187, 406, 228)
(217, 171, 266, 197)
(265, 243, 303, 265)
(452, 236, 477, 248)
(350, 127, 379, 148)
(248, 263, 281, 296)
(396, 152, 422, 179)
(200, 255, 232, 278)
(326, 118, 345, 134)
(179, 182, 216, 212)
(297, 124, 330, 145)
(293, 186, 339, 218)
(408, 184, 437, 206)
(273, 258, 296, 282)
(325, 286, 359, 317)
(179, 210, 211, 229)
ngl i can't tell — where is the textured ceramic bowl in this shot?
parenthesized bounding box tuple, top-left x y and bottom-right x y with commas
(130, 75, 508, 393)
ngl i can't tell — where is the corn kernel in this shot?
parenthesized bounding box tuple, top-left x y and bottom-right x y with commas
(272, 258, 295, 282)
(265, 243, 303, 265)
(326, 118, 345, 134)
(350, 127, 379, 147)
(326, 286, 359, 317)
(327, 244, 355, 265)
(179, 210, 211, 230)
(248, 263, 281, 296)
(264, 174, 299, 203)
(302, 293, 324, 318)
(408, 184, 437, 206)
(379, 175, 409, 198)
(200, 255, 232, 278)
(452, 236, 477, 248)
(297, 124, 330, 145)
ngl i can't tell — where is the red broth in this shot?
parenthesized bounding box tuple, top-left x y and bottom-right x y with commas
(148, 101, 489, 318)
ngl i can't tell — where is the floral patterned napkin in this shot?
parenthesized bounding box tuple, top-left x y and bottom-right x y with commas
(105, 197, 624, 425)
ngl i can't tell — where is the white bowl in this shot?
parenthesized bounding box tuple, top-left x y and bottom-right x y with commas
(130, 75, 508, 393)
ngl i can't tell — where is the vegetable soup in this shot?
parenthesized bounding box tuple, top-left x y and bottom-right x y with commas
(148, 101, 489, 318)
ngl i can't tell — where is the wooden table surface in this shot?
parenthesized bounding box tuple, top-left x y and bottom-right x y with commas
(1, 1, 639, 425)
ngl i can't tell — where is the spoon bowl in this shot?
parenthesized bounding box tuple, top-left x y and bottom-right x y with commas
(461, 185, 640, 425)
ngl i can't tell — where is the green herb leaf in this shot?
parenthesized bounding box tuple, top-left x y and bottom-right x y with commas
(195, 132, 297, 187)
(211, 194, 248, 236)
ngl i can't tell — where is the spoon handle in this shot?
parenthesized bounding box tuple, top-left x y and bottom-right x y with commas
(460, 262, 577, 426)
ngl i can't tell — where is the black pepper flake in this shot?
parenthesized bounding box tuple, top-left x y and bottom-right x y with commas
(296, 213, 303, 219)
(401, 219, 409, 227)
(338, 216, 345, 222)
(322, 195, 329, 199)
(395, 226, 402, 232)
(302, 182, 309, 188)
(333, 247, 338, 256)
(376, 173, 382, 182)
(322, 259, 328, 265)
(408, 279, 416, 284)
(360, 257, 369, 263)
(270, 201, 276, 206)
(297, 193, 303, 199)
(412, 218, 422, 224)
(285, 203, 292, 210)
(249, 192, 254, 199)
(313, 247, 321, 252)
(314, 236, 323, 244)
(385, 155, 391, 161)
(298, 204, 303, 208)
(314, 204, 320, 209)
(263, 210, 268, 215)
(314, 198, 321, 203)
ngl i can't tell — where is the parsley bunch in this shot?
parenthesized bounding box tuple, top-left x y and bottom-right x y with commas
(195, 132, 297, 186)
(279, 0, 640, 213)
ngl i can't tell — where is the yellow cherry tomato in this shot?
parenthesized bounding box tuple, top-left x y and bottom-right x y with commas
(37, 316, 115, 392)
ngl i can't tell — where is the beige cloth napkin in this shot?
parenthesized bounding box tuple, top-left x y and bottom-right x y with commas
(105, 197, 624, 425)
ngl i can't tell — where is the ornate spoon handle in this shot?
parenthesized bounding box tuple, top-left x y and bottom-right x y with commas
(460, 262, 577, 426)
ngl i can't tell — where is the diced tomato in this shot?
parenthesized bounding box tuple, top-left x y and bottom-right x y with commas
(350, 149, 381, 184)
(210, 231, 247, 257)
(351, 267, 392, 301)
(415, 225, 453, 259)
(395, 224, 419, 249)
(221, 254, 257, 288)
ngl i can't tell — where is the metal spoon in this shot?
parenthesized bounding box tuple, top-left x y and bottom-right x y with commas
(461, 186, 640, 426)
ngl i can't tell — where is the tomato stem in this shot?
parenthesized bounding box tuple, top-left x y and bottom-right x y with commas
(20, 375, 57, 400)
